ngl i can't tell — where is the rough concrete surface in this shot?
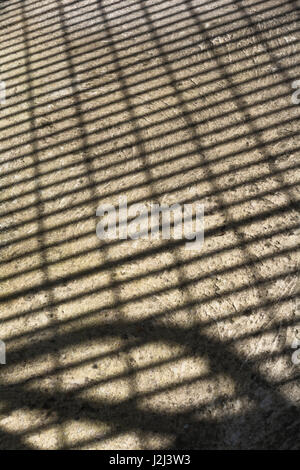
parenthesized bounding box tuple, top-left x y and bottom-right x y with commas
(0, 0, 299, 450)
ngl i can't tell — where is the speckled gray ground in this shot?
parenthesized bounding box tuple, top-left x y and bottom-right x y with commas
(0, 0, 299, 450)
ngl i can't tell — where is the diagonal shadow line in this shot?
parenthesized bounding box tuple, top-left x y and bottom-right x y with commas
(0, 381, 232, 440)
(16, 0, 68, 448)
(1, 220, 298, 327)
(1, 108, 298, 230)
(1, 174, 299, 285)
(0, 105, 297, 204)
(2, 49, 298, 166)
(2, 31, 298, 155)
(2, 12, 298, 125)
(1, 0, 178, 36)
(0, 158, 297, 278)
(2, 21, 300, 170)
(1, 60, 299, 187)
(2, 0, 296, 290)
(0, 195, 297, 305)
(1, 157, 299, 249)
(94, 0, 187, 449)
(2, 0, 138, 21)
(1, 219, 298, 332)
(1, 173, 298, 287)
(1, 123, 298, 224)
(0, 425, 35, 450)
(139, 0, 297, 372)
(0, 180, 298, 294)
(2, 6, 295, 104)
(2, 1, 298, 120)
(1, 201, 298, 313)
(56, 0, 142, 448)
(2, 58, 299, 190)
(2, 68, 293, 182)
(3, 300, 298, 375)
(2, 2, 298, 126)
(1, 0, 298, 450)
(0, 0, 296, 370)
(1, 277, 297, 361)
(0, 0, 288, 57)
(1, 318, 298, 449)
(1, 0, 272, 36)
(233, 0, 299, 83)
(1, 342, 297, 437)
(4, 314, 298, 392)
(1, 51, 298, 178)
(1, 378, 273, 449)
(181, 0, 298, 348)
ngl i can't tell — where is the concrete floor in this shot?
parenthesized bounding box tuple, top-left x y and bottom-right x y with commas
(0, 0, 299, 449)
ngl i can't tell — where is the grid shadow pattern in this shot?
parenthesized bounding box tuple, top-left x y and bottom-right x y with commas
(0, 0, 299, 449)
